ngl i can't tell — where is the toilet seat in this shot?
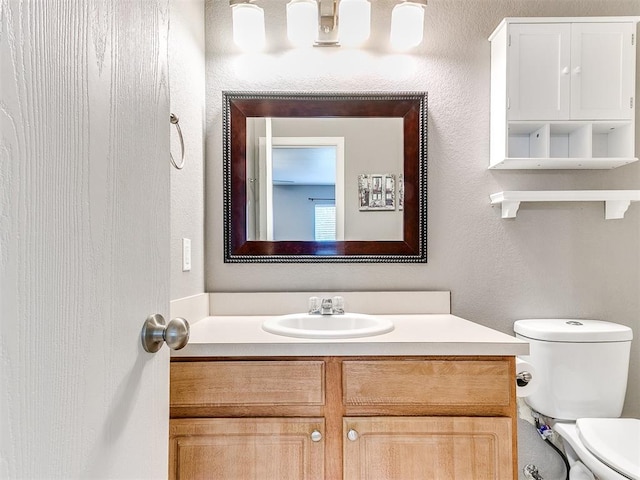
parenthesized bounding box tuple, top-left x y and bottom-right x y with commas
(577, 418, 640, 480)
(554, 421, 639, 480)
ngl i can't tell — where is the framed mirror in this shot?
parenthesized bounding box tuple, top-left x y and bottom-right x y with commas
(223, 91, 427, 263)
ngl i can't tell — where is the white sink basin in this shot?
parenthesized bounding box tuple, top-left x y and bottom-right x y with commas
(262, 313, 394, 339)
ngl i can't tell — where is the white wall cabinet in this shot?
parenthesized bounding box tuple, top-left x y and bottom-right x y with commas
(490, 17, 638, 169)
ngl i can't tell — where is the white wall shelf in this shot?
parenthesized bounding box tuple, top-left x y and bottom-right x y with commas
(490, 190, 640, 219)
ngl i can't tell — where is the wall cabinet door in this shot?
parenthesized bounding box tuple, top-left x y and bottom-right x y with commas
(570, 23, 635, 120)
(508, 23, 571, 121)
(170, 418, 325, 480)
(508, 22, 635, 121)
(343, 417, 513, 480)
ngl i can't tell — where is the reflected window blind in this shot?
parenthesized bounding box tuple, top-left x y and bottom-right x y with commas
(314, 204, 336, 241)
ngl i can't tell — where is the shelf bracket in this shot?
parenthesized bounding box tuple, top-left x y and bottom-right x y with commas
(500, 200, 521, 219)
(605, 200, 632, 220)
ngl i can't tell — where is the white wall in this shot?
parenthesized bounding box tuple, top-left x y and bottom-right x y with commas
(170, 0, 205, 300)
(273, 185, 335, 240)
(203, 1, 640, 479)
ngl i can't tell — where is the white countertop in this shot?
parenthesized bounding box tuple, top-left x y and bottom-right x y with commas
(172, 314, 529, 357)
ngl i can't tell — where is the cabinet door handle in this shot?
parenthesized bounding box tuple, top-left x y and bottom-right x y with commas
(561, 66, 569, 75)
(573, 66, 582, 75)
(347, 429, 359, 441)
(310, 430, 322, 442)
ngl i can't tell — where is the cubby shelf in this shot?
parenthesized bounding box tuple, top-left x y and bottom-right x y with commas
(491, 120, 638, 170)
(490, 190, 640, 219)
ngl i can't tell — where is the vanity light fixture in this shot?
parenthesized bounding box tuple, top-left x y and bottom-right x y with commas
(287, 0, 318, 47)
(390, 0, 427, 50)
(338, 0, 371, 47)
(230, 0, 266, 51)
(309, 0, 371, 46)
(230, 0, 426, 50)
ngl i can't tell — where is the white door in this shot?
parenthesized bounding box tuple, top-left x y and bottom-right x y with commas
(507, 23, 571, 120)
(1, 2, 171, 478)
(570, 23, 636, 120)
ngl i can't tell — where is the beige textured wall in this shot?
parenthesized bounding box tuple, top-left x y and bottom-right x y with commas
(170, 0, 206, 300)
(204, 2, 639, 477)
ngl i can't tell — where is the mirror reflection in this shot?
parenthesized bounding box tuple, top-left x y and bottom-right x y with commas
(223, 92, 427, 263)
(246, 117, 404, 243)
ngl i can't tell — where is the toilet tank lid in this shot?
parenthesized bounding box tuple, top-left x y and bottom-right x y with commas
(514, 319, 633, 342)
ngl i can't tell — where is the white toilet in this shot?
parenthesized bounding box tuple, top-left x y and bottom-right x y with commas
(514, 319, 639, 480)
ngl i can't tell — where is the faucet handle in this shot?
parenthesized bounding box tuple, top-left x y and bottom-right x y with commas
(308, 296, 321, 314)
(332, 296, 345, 314)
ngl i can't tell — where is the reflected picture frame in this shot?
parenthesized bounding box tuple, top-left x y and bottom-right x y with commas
(358, 174, 396, 211)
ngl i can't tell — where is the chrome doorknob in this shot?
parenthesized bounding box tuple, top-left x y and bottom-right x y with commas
(141, 314, 190, 353)
(347, 429, 359, 441)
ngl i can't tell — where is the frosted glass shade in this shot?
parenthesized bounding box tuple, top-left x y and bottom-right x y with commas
(390, 2, 425, 50)
(338, 0, 371, 46)
(287, 0, 318, 47)
(231, 3, 266, 51)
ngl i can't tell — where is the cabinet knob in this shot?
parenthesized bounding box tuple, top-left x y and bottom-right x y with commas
(561, 66, 569, 75)
(573, 66, 582, 75)
(347, 429, 359, 441)
(310, 430, 322, 442)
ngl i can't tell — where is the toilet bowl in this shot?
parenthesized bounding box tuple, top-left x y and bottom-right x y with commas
(554, 419, 640, 480)
(513, 319, 637, 480)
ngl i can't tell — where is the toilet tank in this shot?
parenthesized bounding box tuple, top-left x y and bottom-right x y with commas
(514, 319, 633, 421)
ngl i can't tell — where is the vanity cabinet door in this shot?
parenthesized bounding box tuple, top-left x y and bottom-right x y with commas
(342, 417, 513, 480)
(170, 418, 325, 480)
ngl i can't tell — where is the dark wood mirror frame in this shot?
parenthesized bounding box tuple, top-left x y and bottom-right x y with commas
(223, 91, 427, 263)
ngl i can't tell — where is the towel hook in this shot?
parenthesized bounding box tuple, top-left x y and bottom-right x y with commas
(170, 113, 185, 170)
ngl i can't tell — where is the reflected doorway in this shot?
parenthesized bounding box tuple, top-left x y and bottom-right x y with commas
(256, 136, 345, 241)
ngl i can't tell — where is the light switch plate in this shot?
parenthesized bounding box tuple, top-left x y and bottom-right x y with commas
(182, 238, 191, 272)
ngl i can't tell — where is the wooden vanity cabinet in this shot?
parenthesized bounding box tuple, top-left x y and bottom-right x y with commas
(169, 356, 517, 480)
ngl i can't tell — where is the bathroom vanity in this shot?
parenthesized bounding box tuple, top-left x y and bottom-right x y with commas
(168, 292, 528, 479)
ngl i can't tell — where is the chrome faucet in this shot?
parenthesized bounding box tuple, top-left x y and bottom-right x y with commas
(320, 298, 334, 315)
(308, 296, 344, 315)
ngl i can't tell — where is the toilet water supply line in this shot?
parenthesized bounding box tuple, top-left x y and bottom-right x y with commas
(532, 410, 571, 480)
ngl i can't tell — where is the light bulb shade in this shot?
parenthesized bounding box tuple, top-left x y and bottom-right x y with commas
(390, 2, 425, 50)
(231, 3, 266, 51)
(287, 0, 318, 47)
(338, 0, 371, 46)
